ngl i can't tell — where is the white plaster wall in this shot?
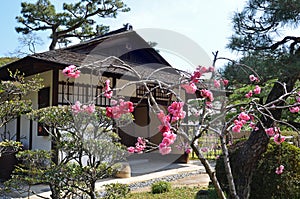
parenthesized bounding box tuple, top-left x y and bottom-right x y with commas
(0, 119, 17, 141)
(59, 71, 102, 85)
(6, 70, 54, 150)
(20, 115, 29, 149)
(116, 79, 136, 97)
(31, 71, 52, 150)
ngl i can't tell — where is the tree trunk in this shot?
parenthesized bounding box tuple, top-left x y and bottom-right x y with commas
(231, 75, 298, 198)
(49, 31, 58, 51)
(192, 143, 226, 199)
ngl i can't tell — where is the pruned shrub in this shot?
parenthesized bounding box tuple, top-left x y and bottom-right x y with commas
(151, 181, 171, 194)
(216, 141, 300, 199)
(103, 183, 130, 199)
(250, 142, 300, 199)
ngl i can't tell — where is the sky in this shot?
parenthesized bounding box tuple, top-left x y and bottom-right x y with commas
(0, 0, 247, 70)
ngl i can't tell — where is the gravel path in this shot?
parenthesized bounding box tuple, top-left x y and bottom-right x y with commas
(128, 170, 209, 192)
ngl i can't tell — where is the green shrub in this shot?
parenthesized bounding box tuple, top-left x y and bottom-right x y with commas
(151, 181, 171, 194)
(103, 183, 130, 199)
(195, 183, 219, 199)
(216, 141, 300, 199)
(250, 142, 300, 199)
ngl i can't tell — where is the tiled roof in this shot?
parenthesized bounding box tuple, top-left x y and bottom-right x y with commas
(29, 49, 180, 83)
(1, 29, 181, 83)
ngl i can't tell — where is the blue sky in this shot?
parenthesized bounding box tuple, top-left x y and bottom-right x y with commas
(0, 0, 247, 69)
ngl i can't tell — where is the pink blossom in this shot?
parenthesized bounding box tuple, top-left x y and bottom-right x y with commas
(214, 80, 221, 89)
(157, 110, 171, 132)
(158, 124, 171, 133)
(104, 79, 113, 99)
(167, 101, 186, 121)
(190, 66, 211, 83)
(105, 100, 134, 119)
(181, 82, 197, 94)
(157, 110, 167, 123)
(253, 85, 261, 94)
(245, 90, 253, 98)
(111, 99, 118, 105)
(191, 71, 202, 83)
(137, 137, 146, 146)
(135, 144, 145, 153)
(70, 70, 81, 78)
(265, 128, 275, 136)
(238, 112, 251, 121)
(198, 66, 208, 73)
(185, 148, 192, 154)
(206, 101, 212, 108)
(159, 143, 172, 155)
(106, 107, 113, 118)
(162, 132, 177, 145)
(234, 119, 245, 127)
(201, 147, 209, 152)
(134, 137, 147, 153)
(200, 89, 214, 102)
(222, 79, 229, 86)
(232, 125, 242, 133)
(158, 131, 177, 155)
(296, 96, 300, 103)
(62, 65, 81, 78)
(127, 147, 135, 153)
(289, 106, 300, 113)
(72, 101, 82, 114)
(249, 122, 256, 129)
(85, 104, 95, 114)
(127, 137, 147, 154)
(119, 100, 134, 114)
(275, 165, 284, 175)
(208, 66, 215, 72)
(162, 137, 173, 146)
(249, 74, 258, 82)
(274, 134, 285, 145)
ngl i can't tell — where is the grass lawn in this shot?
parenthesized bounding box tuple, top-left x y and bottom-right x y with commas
(125, 185, 218, 199)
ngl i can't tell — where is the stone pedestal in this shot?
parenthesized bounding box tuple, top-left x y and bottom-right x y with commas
(115, 162, 131, 178)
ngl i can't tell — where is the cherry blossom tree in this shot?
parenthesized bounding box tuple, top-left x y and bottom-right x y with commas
(60, 52, 299, 198)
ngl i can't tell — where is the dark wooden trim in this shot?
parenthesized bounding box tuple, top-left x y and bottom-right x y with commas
(29, 120, 33, 150)
(38, 87, 50, 136)
(112, 76, 117, 88)
(16, 117, 21, 142)
(52, 69, 59, 106)
(51, 69, 59, 164)
(130, 97, 169, 106)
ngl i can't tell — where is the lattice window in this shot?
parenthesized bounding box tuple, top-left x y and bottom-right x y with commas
(58, 81, 110, 106)
(136, 83, 170, 100)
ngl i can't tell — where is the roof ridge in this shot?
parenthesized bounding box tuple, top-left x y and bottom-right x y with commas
(63, 25, 134, 51)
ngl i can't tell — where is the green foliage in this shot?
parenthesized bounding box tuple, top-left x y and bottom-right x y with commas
(25, 104, 128, 198)
(228, 0, 300, 53)
(195, 184, 219, 199)
(0, 70, 43, 138)
(151, 181, 171, 194)
(216, 141, 300, 199)
(16, 0, 130, 50)
(4, 150, 51, 188)
(125, 186, 201, 199)
(28, 106, 73, 130)
(103, 183, 130, 199)
(0, 140, 23, 155)
(250, 142, 300, 199)
(0, 57, 18, 67)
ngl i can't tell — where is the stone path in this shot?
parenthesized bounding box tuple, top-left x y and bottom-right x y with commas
(1, 160, 213, 198)
(131, 173, 210, 193)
